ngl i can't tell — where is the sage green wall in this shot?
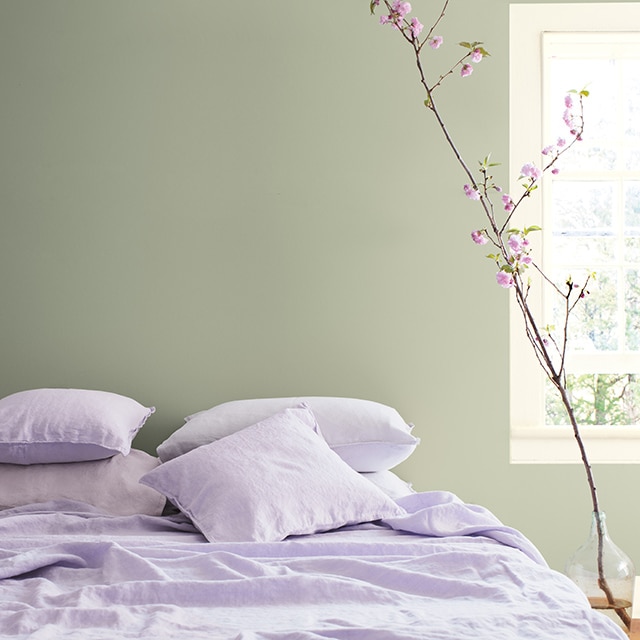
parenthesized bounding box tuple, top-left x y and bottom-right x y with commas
(0, 0, 636, 571)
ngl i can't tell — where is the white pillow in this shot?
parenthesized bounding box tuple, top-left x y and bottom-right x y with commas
(0, 388, 155, 465)
(141, 405, 404, 542)
(0, 449, 166, 516)
(361, 470, 415, 499)
(156, 397, 418, 472)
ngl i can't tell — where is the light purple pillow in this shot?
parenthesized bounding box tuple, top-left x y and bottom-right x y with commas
(141, 405, 404, 542)
(0, 388, 155, 464)
(0, 449, 166, 516)
(157, 396, 419, 472)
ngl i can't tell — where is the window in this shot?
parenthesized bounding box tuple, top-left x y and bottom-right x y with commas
(509, 3, 640, 463)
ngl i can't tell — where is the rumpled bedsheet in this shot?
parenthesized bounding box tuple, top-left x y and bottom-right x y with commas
(0, 491, 627, 639)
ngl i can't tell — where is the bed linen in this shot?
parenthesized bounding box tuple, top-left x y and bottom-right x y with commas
(0, 491, 626, 640)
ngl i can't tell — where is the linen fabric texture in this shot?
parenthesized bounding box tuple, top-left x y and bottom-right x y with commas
(0, 388, 155, 464)
(0, 449, 165, 516)
(156, 396, 418, 472)
(141, 405, 404, 542)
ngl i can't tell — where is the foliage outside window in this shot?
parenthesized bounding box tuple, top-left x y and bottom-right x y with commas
(509, 4, 640, 463)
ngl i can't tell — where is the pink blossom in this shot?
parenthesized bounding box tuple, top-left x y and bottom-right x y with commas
(501, 194, 514, 212)
(557, 137, 566, 148)
(410, 17, 423, 38)
(552, 167, 559, 175)
(463, 184, 480, 200)
(565, 94, 573, 108)
(379, 1, 412, 29)
(471, 48, 483, 63)
(521, 162, 542, 180)
(471, 230, 488, 245)
(461, 63, 473, 78)
(508, 234, 524, 254)
(429, 35, 443, 49)
(496, 271, 515, 288)
(541, 145, 555, 156)
(563, 109, 573, 128)
(520, 255, 532, 265)
(392, 1, 412, 17)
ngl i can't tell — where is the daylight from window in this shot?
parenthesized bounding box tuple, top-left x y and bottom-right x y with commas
(543, 32, 640, 428)
(509, 4, 640, 463)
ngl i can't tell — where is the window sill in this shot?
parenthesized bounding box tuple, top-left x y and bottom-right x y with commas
(511, 426, 640, 464)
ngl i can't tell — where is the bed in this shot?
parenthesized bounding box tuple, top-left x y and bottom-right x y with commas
(0, 389, 630, 639)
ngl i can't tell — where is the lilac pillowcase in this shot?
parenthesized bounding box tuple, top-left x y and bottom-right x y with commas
(0, 388, 155, 464)
(156, 396, 419, 472)
(0, 449, 166, 516)
(140, 405, 404, 542)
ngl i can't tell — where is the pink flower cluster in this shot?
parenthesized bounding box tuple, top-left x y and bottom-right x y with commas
(501, 194, 514, 212)
(508, 233, 531, 267)
(521, 162, 542, 181)
(463, 183, 480, 200)
(379, 1, 423, 38)
(496, 271, 514, 288)
(562, 94, 581, 138)
(460, 48, 484, 78)
(471, 229, 488, 245)
(495, 232, 532, 288)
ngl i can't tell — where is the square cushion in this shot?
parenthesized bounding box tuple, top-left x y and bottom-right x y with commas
(141, 405, 404, 542)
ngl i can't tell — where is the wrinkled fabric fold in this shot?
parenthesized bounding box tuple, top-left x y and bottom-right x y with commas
(0, 493, 626, 639)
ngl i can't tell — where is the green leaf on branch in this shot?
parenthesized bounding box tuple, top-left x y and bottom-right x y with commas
(459, 40, 483, 49)
(524, 225, 542, 234)
(569, 87, 591, 98)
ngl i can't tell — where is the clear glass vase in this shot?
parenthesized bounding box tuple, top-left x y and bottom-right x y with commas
(565, 511, 635, 628)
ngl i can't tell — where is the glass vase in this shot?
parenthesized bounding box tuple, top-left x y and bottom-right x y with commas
(565, 511, 635, 629)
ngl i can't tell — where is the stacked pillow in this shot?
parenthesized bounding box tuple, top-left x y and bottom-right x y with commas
(157, 396, 420, 472)
(145, 398, 418, 542)
(0, 388, 165, 516)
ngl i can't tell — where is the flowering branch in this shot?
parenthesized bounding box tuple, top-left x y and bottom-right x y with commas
(369, 0, 630, 629)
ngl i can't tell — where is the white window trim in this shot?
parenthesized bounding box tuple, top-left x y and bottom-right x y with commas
(509, 3, 640, 464)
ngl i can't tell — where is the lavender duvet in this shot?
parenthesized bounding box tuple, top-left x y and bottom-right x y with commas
(0, 491, 627, 639)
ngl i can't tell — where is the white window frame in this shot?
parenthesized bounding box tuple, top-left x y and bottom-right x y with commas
(509, 3, 640, 464)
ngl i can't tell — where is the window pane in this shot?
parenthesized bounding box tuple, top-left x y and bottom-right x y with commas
(552, 269, 618, 351)
(622, 59, 640, 140)
(626, 269, 640, 350)
(624, 147, 640, 171)
(549, 58, 618, 171)
(624, 181, 640, 230)
(546, 374, 640, 425)
(551, 181, 615, 246)
(552, 236, 615, 264)
(625, 237, 640, 263)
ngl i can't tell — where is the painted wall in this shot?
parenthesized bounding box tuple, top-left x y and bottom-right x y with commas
(0, 0, 636, 571)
